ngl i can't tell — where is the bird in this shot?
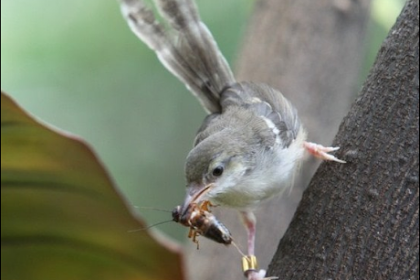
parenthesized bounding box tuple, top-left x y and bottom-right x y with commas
(119, 0, 345, 279)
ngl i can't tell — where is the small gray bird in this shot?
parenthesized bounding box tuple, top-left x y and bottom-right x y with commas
(119, 0, 345, 279)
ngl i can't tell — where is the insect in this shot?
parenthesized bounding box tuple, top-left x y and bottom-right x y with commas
(171, 185, 232, 249)
(172, 199, 260, 277)
(172, 201, 232, 248)
(132, 188, 249, 271)
(132, 186, 233, 249)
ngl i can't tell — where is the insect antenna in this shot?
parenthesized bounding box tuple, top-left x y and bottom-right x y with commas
(132, 205, 172, 212)
(128, 219, 174, 233)
(231, 240, 246, 257)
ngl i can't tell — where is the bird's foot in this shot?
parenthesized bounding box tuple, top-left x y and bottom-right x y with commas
(303, 141, 346, 163)
(246, 270, 278, 280)
(242, 255, 278, 280)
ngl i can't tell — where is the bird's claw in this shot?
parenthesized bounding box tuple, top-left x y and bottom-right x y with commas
(246, 270, 278, 280)
(242, 255, 278, 280)
(304, 141, 346, 163)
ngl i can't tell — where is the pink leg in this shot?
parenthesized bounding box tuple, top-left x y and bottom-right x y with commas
(241, 211, 278, 280)
(241, 211, 256, 255)
(304, 141, 346, 163)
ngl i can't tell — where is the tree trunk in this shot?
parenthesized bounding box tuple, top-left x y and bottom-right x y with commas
(268, 0, 419, 279)
(186, 1, 372, 279)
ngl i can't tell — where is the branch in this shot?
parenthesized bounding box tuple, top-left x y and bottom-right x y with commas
(268, 0, 419, 278)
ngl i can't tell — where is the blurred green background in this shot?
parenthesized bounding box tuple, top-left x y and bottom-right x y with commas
(1, 0, 404, 243)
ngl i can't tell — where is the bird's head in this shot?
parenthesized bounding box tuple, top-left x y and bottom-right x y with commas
(181, 129, 253, 210)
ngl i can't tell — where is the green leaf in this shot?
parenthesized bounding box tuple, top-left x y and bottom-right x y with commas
(1, 92, 185, 280)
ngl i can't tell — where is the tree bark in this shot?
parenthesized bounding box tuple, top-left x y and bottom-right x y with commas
(186, 1, 372, 279)
(268, 0, 419, 279)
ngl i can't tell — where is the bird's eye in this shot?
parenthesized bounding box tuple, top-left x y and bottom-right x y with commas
(212, 166, 224, 177)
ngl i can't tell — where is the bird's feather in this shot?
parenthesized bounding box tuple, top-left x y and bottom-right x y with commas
(120, 0, 235, 113)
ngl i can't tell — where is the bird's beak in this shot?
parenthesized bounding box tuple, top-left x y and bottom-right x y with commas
(180, 182, 211, 213)
(180, 193, 194, 214)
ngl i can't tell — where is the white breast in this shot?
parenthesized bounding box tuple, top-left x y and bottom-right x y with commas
(208, 127, 306, 209)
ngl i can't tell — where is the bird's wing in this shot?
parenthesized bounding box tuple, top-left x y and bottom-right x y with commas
(220, 82, 301, 148)
(120, 0, 236, 113)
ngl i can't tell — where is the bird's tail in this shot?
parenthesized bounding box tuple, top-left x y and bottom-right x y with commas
(120, 0, 236, 113)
